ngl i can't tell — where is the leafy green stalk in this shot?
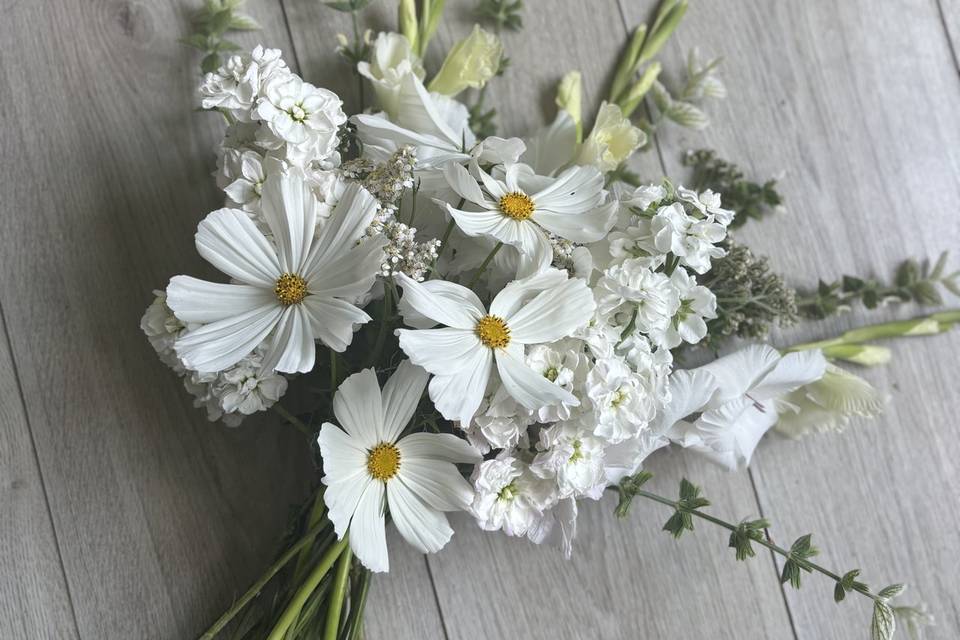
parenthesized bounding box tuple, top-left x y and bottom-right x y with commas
(615, 475, 932, 640)
(181, 0, 260, 74)
(682, 149, 782, 229)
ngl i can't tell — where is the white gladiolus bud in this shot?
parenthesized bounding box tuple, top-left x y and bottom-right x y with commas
(428, 25, 502, 97)
(576, 102, 646, 173)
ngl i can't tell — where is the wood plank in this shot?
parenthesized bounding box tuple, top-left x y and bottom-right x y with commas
(0, 306, 79, 639)
(625, 0, 960, 637)
(938, 0, 960, 70)
(0, 1, 319, 637)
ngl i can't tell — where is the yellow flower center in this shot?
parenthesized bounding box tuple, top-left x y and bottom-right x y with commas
(367, 442, 401, 481)
(274, 273, 308, 306)
(498, 192, 535, 220)
(475, 314, 511, 349)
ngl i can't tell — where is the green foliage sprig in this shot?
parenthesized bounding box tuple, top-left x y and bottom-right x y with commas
(614, 475, 933, 640)
(475, 0, 524, 31)
(797, 252, 960, 320)
(324, 0, 374, 110)
(181, 0, 260, 74)
(683, 149, 782, 229)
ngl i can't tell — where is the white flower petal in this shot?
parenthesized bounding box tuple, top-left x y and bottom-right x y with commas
(531, 165, 604, 214)
(533, 198, 617, 243)
(443, 162, 490, 207)
(395, 273, 484, 330)
(387, 477, 453, 554)
(166, 276, 274, 324)
(397, 432, 482, 464)
(195, 208, 281, 287)
(522, 110, 577, 176)
(753, 349, 827, 402)
(174, 304, 283, 373)
(333, 368, 384, 448)
(303, 184, 381, 279)
(317, 422, 368, 484)
(350, 481, 389, 572)
(397, 278, 486, 329)
(323, 472, 372, 539)
(495, 346, 577, 411)
(446, 204, 511, 242)
(397, 327, 484, 375)
(505, 277, 595, 344)
(700, 344, 782, 403)
(380, 361, 430, 443)
(301, 297, 371, 352)
(396, 458, 474, 511)
(259, 172, 317, 273)
(488, 268, 568, 318)
(259, 305, 315, 374)
(426, 346, 493, 425)
(475, 164, 507, 199)
(307, 236, 386, 299)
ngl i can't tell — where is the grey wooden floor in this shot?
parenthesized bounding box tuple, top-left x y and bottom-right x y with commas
(1, 1, 959, 638)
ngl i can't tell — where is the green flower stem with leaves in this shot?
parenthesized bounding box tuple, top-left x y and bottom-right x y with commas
(786, 309, 960, 354)
(468, 241, 504, 288)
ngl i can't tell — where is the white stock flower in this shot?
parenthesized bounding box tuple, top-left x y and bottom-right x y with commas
(200, 46, 291, 122)
(524, 343, 590, 423)
(443, 162, 616, 271)
(666, 345, 828, 470)
(395, 269, 595, 425)
(317, 362, 481, 572)
(595, 258, 680, 337)
(649, 199, 728, 274)
(470, 455, 557, 537)
(222, 150, 284, 212)
(650, 267, 717, 348)
(357, 32, 425, 118)
(256, 74, 347, 163)
(677, 186, 735, 226)
(586, 357, 660, 443)
(141, 290, 186, 372)
(576, 102, 646, 173)
(531, 423, 606, 500)
(167, 175, 386, 374)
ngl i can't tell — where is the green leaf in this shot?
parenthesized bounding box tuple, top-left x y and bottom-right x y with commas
(834, 582, 847, 602)
(179, 33, 211, 50)
(912, 281, 943, 306)
(323, 0, 369, 11)
(896, 259, 920, 287)
(201, 52, 222, 73)
(790, 534, 818, 559)
(878, 583, 906, 600)
(930, 251, 949, 279)
(842, 275, 866, 292)
(207, 8, 234, 36)
(229, 13, 260, 30)
(781, 559, 802, 589)
(943, 277, 960, 297)
(871, 601, 896, 640)
(666, 100, 709, 130)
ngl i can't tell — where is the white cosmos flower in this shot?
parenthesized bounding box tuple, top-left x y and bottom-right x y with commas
(167, 173, 386, 374)
(395, 269, 596, 425)
(666, 345, 827, 470)
(317, 362, 481, 573)
(442, 162, 616, 270)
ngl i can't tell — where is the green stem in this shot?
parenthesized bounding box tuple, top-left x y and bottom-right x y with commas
(292, 488, 328, 585)
(329, 348, 338, 390)
(266, 537, 350, 640)
(345, 568, 372, 640)
(632, 489, 884, 604)
(468, 242, 503, 289)
(351, 11, 365, 110)
(785, 309, 958, 353)
(366, 284, 393, 369)
(323, 546, 354, 640)
(271, 404, 312, 437)
(197, 518, 331, 639)
(429, 212, 459, 278)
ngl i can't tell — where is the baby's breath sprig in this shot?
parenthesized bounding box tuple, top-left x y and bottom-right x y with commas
(180, 0, 260, 74)
(797, 252, 960, 320)
(614, 475, 933, 640)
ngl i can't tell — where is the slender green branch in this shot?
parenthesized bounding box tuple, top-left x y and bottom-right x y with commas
(266, 537, 350, 640)
(271, 404, 312, 437)
(292, 488, 328, 585)
(345, 567, 372, 640)
(323, 546, 354, 640)
(197, 517, 331, 639)
(468, 241, 503, 288)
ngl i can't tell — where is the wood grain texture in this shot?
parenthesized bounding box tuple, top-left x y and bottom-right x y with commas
(0, 307, 79, 639)
(0, 1, 315, 638)
(621, 0, 960, 637)
(938, 0, 960, 70)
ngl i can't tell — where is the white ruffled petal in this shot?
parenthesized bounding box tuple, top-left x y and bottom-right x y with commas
(301, 297, 371, 352)
(195, 208, 281, 287)
(495, 346, 577, 411)
(397, 432, 482, 464)
(488, 268, 569, 319)
(303, 184, 380, 278)
(395, 458, 475, 511)
(427, 346, 493, 425)
(531, 165, 604, 214)
(350, 481, 389, 572)
(504, 277, 595, 344)
(396, 327, 484, 376)
(317, 423, 368, 484)
(395, 273, 484, 330)
(380, 361, 430, 443)
(307, 236, 386, 299)
(259, 172, 317, 273)
(166, 276, 273, 324)
(386, 477, 453, 554)
(333, 368, 384, 448)
(397, 278, 486, 329)
(259, 305, 316, 374)
(174, 304, 283, 373)
(533, 198, 617, 243)
(323, 471, 372, 539)
(443, 162, 491, 207)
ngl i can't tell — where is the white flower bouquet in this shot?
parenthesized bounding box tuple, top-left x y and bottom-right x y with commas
(144, 1, 958, 637)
